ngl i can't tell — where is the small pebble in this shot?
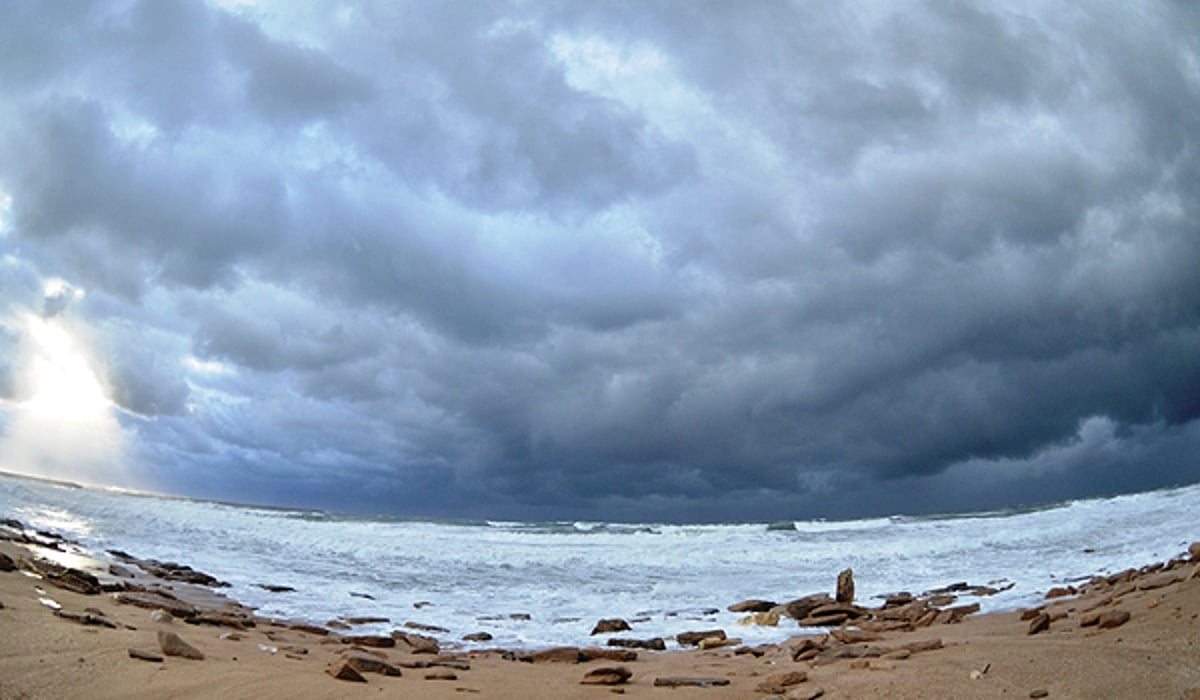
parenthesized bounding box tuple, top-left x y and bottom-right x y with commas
(1030, 690, 1049, 699)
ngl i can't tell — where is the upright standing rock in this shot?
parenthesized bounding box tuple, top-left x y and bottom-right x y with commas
(837, 568, 855, 604)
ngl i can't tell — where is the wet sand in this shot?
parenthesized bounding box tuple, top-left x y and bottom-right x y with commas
(1, 523, 1198, 699)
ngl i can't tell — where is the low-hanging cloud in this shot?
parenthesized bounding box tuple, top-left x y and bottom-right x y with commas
(0, 0, 1196, 520)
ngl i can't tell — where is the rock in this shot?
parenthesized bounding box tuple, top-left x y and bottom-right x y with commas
(1137, 571, 1184, 590)
(256, 584, 296, 593)
(836, 568, 855, 604)
(1027, 613, 1050, 635)
(581, 666, 632, 685)
(1097, 609, 1131, 629)
(899, 638, 943, 654)
(698, 636, 741, 649)
(1189, 542, 1200, 561)
(756, 671, 808, 694)
(781, 594, 834, 620)
(341, 634, 395, 648)
(31, 560, 103, 595)
(128, 648, 164, 662)
(727, 599, 777, 613)
(676, 629, 726, 647)
(189, 611, 255, 629)
(0, 552, 14, 571)
(1044, 586, 1077, 599)
(1030, 690, 1049, 699)
(326, 658, 368, 682)
(882, 592, 914, 607)
(941, 602, 981, 623)
(149, 609, 174, 624)
(580, 648, 638, 662)
(525, 647, 584, 663)
(345, 616, 389, 625)
(808, 603, 866, 619)
(591, 618, 631, 635)
(831, 629, 882, 644)
(607, 637, 665, 651)
(424, 669, 457, 681)
(738, 611, 780, 626)
(394, 632, 439, 654)
(54, 610, 118, 628)
(653, 677, 731, 688)
(342, 650, 402, 676)
(157, 630, 205, 660)
(403, 621, 449, 633)
(115, 591, 198, 619)
(327, 620, 351, 631)
(1020, 608, 1044, 621)
(791, 638, 825, 661)
(287, 622, 329, 636)
(462, 632, 493, 642)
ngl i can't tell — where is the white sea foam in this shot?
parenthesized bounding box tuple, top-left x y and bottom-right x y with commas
(1, 471, 1196, 650)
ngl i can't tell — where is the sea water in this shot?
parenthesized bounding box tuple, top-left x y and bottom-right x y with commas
(1, 471, 1196, 650)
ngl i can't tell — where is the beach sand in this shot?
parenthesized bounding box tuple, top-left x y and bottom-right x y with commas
(1, 526, 1198, 699)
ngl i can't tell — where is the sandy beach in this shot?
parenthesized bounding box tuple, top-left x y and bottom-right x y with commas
(1, 519, 1198, 700)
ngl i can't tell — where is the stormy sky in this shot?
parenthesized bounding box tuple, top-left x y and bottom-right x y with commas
(0, 0, 1198, 522)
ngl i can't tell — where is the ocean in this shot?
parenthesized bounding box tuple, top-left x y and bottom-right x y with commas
(2, 470, 1196, 651)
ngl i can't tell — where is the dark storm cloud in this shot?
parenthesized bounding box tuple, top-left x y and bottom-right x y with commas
(0, 0, 1197, 520)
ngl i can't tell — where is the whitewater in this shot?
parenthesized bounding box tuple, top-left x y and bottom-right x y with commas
(2, 470, 1197, 651)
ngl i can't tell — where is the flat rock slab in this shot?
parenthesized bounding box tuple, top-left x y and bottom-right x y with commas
(128, 648, 164, 663)
(653, 677, 731, 688)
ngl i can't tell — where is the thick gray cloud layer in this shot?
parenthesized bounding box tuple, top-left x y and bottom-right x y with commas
(0, 0, 1197, 520)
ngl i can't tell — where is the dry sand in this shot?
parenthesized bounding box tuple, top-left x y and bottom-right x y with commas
(2, 530, 1199, 699)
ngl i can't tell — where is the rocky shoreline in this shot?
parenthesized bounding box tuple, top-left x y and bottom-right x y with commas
(2, 515, 1199, 698)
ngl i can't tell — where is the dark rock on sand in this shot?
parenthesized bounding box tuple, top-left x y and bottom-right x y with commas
(116, 591, 198, 619)
(30, 559, 102, 595)
(676, 629, 726, 647)
(524, 647, 585, 663)
(581, 648, 638, 662)
(0, 551, 16, 571)
(326, 658, 368, 682)
(756, 670, 808, 694)
(836, 568, 855, 604)
(341, 650, 402, 676)
(1045, 585, 1077, 599)
(1028, 613, 1050, 635)
(462, 632, 493, 642)
(727, 599, 776, 613)
(581, 666, 632, 685)
(157, 630, 205, 660)
(128, 648, 164, 662)
(653, 677, 731, 688)
(607, 637, 666, 650)
(1097, 609, 1131, 629)
(591, 618, 631, 635)
(54, 609, 118, 628)
(341, 634, 395, 648)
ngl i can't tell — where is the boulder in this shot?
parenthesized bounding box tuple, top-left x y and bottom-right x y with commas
(31, 560, 102, 595)
(580, 648, 637, 662)
(607, 637, 665, 650)
(394, 632, 439, 654)
(1044, 586, 1077, 599)
(727, 599, 776, 613)
(836, 568, 855, 604)
(462, 632, 493, 642)
(326, 658, 367, 682)
(523, 647, 583, 663)
(781, 594, 834, 620)
(738, 611, 780, 626)
(341, 634, 395, 648)
(591, 618, 631, 635)
(831, 628, 881, 644)
(1097, 609, 1131, 629)
(756, 671, 808, 694)
(1027, 613, 1050, 635)
(0, 552, 16, 571)
(157, 630, 205, 660)
(676, 629, 726, 647)
(791, 637, 826, 662)
(341, 650, 402, 676)
(581, 666, 632, 685)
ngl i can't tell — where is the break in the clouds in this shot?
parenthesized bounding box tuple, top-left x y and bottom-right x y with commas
(0, 1, 1197, 521)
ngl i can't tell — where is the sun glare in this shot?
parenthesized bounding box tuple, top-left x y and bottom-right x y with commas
(0, 313, 128, 486)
